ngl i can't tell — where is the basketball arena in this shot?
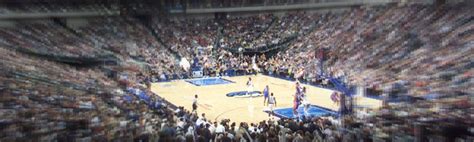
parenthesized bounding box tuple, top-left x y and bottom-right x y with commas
(0, 0, 472, 141)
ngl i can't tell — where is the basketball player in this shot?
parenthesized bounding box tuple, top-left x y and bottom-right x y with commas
(268, 93, 277, 117)
(293, 92, 300, 118)
(293, 82, 303, 117)
(301, 87, 310, 117)
(263, 85, 269, 106)
(192, 94, 198, 113)
(331, 92, 340, 106)
(295, 82, 303, 96)
(246, 77, 254, 96)
(299, 87, 306, 101)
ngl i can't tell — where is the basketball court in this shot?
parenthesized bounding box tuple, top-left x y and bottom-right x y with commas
(151, 74, 382, 123)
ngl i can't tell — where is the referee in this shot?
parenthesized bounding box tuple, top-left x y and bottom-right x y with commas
(192, 94, 198, 113)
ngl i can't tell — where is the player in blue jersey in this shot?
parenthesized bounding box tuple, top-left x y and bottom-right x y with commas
(263, 85, 269, 106)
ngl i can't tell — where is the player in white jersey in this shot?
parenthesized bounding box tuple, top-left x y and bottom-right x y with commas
(268, 93, 277, 117)
(301, 87, 310, 117)
(246, 77, 254, 96)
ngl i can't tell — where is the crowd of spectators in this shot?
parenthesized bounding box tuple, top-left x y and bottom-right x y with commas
(77, 17, 181, 78)
(261, 4, 473, 99)
(0, 47, 126, 141)
(0, 2, 473, 141)
(0, 21, 105, 58)
(153, 18, 218, 59)
(2, 3, 469, 100)
(221, 14, 274, 49)
(251, 11, 315, 49)
(150, 12, 319, 80)
(0, 16, 182, 79)
(0, 46, 348, 141)
(152, 110, 349, 142)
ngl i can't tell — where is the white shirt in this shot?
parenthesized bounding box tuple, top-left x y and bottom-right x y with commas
(208, 125, 216, 134)
(196, 118, 205, 126)
(268, 96, 276, 104)
(193, 98, 198, 105)
(215, 124, 225, 133)
(177, 121, 185, 128)
(301, 94, 309, 105)
(186, 127, 194, 136)
(248, 126, 256, 133)
(247, 80, 253, 87)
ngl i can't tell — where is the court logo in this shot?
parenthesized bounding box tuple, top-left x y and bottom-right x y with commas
(226, 91, 262, 97)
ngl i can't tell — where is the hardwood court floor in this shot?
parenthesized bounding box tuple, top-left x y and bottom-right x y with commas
(151, 75, 381, 123)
